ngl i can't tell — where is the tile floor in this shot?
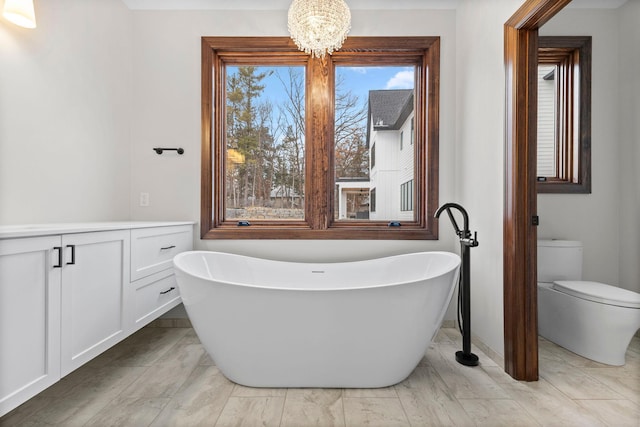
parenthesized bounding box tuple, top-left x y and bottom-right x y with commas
(1, 326, 638, 426)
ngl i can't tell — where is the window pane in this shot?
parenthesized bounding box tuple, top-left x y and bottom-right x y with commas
(225, 66, 305, 221)
(334, 66, 415, 222)
(537, 64, 557, 178)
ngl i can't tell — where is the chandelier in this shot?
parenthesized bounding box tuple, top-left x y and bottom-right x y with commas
(287, 0, 351, 58)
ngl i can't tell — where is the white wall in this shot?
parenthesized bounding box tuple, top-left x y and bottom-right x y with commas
(0, 0, 133, 224)
(539, 8, 638, 292)
(617, 0, 640, 293)
(455, 0, 523, 357)
(128, 9, 460, 262)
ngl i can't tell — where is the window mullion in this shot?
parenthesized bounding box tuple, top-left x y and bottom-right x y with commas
(305, 56, 334, 230)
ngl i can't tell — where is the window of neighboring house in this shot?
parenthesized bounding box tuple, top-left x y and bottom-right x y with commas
(370, 188, 377, 213)
(201, 36, 440, 239)
(370, 143, 376, 169)
(400, 131, 404, 150)
(411, 118, 414, 145)
(400, 179, 414, 211)
(537, 36, 591, 194)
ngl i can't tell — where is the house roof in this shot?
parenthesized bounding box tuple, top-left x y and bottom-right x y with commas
(270, 185, 300, 198)
(366, 89, 414, 146)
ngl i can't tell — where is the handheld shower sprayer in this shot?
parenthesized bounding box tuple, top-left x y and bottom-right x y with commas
(435, 203, 479, 367)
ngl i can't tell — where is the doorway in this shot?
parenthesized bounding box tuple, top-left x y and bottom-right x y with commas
(503, 0, 572, 381)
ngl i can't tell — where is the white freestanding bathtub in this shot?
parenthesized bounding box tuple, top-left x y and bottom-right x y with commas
(173, 251, 461, 388)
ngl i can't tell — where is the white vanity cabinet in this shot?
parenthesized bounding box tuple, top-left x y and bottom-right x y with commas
(0, 222, 193, 417)
(129, 225, 192, 332)
(60, 230, 130, 376)
(0, 236, 62, 418)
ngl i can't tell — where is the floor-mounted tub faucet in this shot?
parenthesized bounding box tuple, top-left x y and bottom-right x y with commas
(435, 203, 479, 367)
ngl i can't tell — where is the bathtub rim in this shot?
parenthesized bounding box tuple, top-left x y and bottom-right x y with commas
(173, 250, 461, 292)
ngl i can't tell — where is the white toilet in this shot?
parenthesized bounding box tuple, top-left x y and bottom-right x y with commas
(537, 240, 640, 365)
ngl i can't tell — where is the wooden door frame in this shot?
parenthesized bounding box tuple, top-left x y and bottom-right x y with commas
(503, 0, 572, 381)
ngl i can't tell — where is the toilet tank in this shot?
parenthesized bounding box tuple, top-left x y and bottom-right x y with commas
(537, 240, 583, 283)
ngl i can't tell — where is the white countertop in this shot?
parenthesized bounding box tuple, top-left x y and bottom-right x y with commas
(0, 221, 195, 239)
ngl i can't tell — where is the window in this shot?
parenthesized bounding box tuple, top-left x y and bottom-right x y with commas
(400, 131, 404, 150)
(370, 188, 377, 213)
(411, 118, 414, 145)
(537, 36, 591, 194)
(201, 37, 440, 239)
(401, 180, 414, 211)
(370, 143, 376, 170)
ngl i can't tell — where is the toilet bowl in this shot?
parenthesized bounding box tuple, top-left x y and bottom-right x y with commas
(537, 240, 640, 366)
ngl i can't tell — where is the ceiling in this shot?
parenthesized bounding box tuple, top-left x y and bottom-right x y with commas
(121, 0, 628, 11)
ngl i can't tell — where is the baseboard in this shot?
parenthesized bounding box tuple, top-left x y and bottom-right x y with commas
(441, 319, 456, 328)
(146, 318, 192, 328)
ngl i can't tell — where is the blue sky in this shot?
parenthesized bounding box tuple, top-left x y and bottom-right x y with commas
(228, 65, 414, 115)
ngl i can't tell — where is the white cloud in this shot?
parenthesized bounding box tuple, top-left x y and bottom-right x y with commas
(385, 70, 414, 89)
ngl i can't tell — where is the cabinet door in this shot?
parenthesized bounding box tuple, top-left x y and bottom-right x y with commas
(60, 230, 130, 376)
(0, 236, 61, 417)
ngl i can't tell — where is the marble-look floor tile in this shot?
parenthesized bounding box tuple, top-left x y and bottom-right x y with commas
(395, 366, 474, 427)
(501, 377, 606, 426)
(480, 365, 519, 385)
(576, 399, 640, 427)
(583, 366, 640, 405)
(231, 384, 287, 398)
(343, 386, 397, 398)
(120, 343, 206, 398)
(427, 343, 509, 399)
(281, 388, 345, 427)
(539, 362, 625, 400)
(457, 398, 539, 427)
(214, 397, 285, 427)
(150, 366, 235, 426)
(22, 366, 147, 426)
(0, 396, 55, 427)
(3, 327, 640, 427)
(84, 396, 170, 427)
(88, 327, 190, 368)
(343, 397, 410, 427)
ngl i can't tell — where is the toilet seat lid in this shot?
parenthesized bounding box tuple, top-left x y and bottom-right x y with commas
(553, 281, 640, 309)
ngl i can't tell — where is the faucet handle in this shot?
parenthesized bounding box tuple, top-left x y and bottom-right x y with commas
(461, 231, 479, 247)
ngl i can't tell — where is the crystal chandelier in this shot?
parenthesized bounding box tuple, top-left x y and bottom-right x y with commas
(287, 0, 351, 58)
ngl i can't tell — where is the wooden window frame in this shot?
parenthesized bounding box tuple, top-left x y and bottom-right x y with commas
(201, 36, 440, 239)
(537, 36, 591, 193)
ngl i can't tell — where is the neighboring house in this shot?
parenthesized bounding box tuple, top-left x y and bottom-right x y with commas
(334, 88, 416, 221)
(270, 185, 301, 208)
(367, 89, 415, 221)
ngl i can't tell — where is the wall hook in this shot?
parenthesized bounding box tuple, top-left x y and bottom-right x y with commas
(153, 148, 184, 155)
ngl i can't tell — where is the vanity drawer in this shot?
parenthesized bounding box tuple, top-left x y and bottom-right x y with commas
(131, 225, 192, 281)
(132, 270, 181, 329)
